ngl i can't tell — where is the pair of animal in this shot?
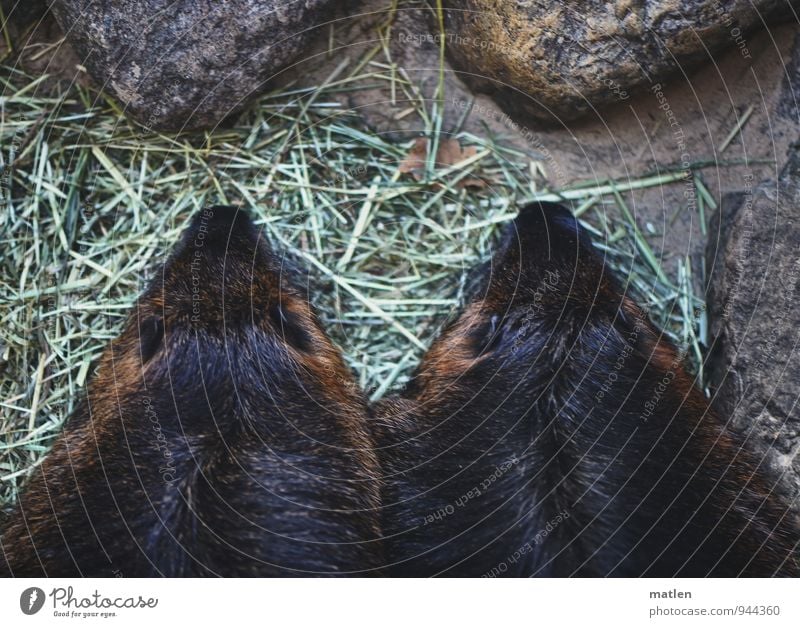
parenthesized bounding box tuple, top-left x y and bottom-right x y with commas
(1, 204, 797, 577)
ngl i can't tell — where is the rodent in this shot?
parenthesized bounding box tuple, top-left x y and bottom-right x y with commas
(4, 202, 796, 577)
(0, 206, 382, 576)
(373, 201, 800, 577)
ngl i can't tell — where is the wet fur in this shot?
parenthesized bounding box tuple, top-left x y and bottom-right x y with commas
(374, 202, 800, 577)
(0, 206, 382, 577)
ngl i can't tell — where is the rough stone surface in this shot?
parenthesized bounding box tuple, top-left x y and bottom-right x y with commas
(50, 0, 344, 131)
(706, 146, 800, 500)
(441, 0, 798, 124)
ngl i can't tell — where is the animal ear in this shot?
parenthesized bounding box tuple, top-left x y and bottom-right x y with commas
(269, 303, 313, 353)
(138, 316, 164, 364)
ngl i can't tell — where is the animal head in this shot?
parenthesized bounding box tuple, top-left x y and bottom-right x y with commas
(91, 206, 367, 441)
(1, 206, 381, 576)
(412, 202, 622, 393)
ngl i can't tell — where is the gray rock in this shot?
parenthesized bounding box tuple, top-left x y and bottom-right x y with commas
(706, 146, 800, 500)
(441, 0, 798, 124)
(50, 0, 342, 131)
(778, 31, 800, 123)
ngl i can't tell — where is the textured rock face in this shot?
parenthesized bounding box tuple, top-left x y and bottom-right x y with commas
(706, 147, 800, 499)
(50, 0, 340, 131)
(441, 0, 797, 123)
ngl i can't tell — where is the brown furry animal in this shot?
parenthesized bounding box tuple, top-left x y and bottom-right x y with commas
(374, 201, 800, 577)
(0, 206, 382, 577)
(4, 201, 797, 578)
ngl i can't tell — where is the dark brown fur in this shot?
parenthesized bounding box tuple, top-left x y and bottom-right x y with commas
(374, 202, 800, 577)
(1, 206, 382, 577)
(4, 202, 797, 578)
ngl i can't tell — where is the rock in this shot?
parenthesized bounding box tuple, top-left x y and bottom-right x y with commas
(778, 31, 800, 123)
(49, 0, 343, 131)
(706, 145, 800, 499)
(441, 0, 797, 124)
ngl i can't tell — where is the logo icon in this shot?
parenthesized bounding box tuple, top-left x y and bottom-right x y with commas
(20, 587, 45, 615)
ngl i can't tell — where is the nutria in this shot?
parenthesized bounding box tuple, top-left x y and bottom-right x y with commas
(0, 206, 382, 576)
(374, 201, 800, 577)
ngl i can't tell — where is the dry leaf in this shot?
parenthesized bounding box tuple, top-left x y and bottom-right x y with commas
(397, 138, 486, 189)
